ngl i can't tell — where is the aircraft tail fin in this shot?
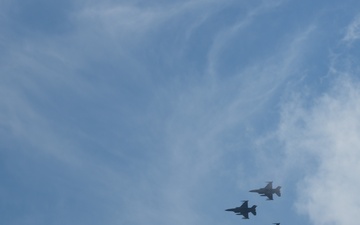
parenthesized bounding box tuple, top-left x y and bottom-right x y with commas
(250, 205, 257, 216)
(275, 186, 281, 197)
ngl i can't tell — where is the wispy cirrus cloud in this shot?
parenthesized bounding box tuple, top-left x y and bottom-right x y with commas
(4, 1, 357, 225)
(343, 14, 360, 45)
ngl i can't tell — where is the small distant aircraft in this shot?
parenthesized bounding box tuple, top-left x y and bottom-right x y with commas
(273, 223, 280, 225)
(249, 181, 281, 200)
(225, 200, 257, 219)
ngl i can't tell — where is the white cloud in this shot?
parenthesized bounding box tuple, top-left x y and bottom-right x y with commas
(343, 14, 360, 45)
(277, 76, 360, 225)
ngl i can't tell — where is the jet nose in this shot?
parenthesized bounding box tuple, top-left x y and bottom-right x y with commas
(225, 209, 232, 211)
(249, 190, 256, 192)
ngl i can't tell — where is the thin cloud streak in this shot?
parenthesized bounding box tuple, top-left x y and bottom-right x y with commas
(206, 0, 284, 79)
(76, 0, 223, 39)
(343, 14, 360, 45)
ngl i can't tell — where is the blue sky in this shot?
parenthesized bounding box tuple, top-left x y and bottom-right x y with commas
(2, 0, 360, 225)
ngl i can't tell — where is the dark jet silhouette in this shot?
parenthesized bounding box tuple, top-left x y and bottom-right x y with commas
(225, 200, 257, 219)
(273, 223, 280, 225)
(249, 181, 281, 200)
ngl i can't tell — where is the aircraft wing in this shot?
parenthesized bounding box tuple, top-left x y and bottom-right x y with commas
(265, 193, 273, 200)
(240, 200, 248, 208)
(265, 181, 273, 189)
(242, 212, 249, 219)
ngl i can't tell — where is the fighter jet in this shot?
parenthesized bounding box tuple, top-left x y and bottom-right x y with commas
(249, 181, 281, 200)
(225, 200, 257, 219)
(273, 223, 280, 225)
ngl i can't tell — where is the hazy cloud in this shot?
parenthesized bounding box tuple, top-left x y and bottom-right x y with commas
(343, 14, 360, 45)
(277, 76, 360, 225)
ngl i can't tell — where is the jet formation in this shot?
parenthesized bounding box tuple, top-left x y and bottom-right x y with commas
(249, 181, 281, 200)
(225, 181, 282, 223)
